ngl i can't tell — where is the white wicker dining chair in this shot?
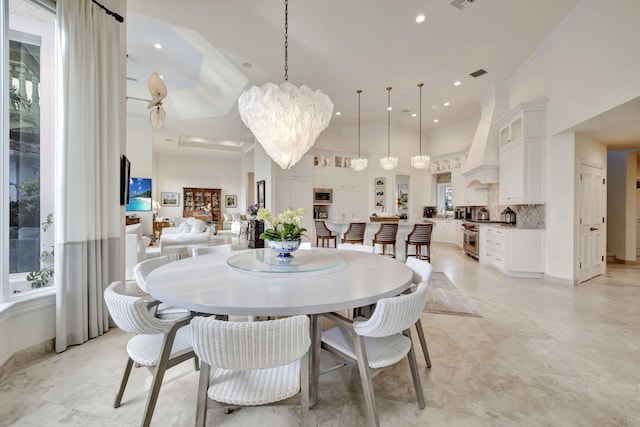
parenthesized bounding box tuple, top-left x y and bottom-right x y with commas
(299, 241, 312, 249)
(337, 243, 375, 253)
(133, 256, 189, 318)
(320, 282, 429, 427)
(191, 315, 311, 427)
(162, 245, 190, 262)
(405, 257, 434, 368)
(104, 281, 198, 427)
(190, 243, 234, 257)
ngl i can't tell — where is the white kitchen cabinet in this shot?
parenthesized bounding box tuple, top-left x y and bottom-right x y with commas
(482, 225, 544, 276)
(430, 218, 456, 245)
(455, 221, 464, 248)
(275, 176, 313, 236)
(498, 101, 546, 204)
(452, 171, 488, 207)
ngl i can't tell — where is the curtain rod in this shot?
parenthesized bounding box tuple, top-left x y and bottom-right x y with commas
(29, 0, 124, 23)
(91, 0, 124, 23)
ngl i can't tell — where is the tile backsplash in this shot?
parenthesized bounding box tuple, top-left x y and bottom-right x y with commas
(487, 184, 545, 229)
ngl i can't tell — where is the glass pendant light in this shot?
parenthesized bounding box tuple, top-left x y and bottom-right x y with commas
(351, 89, 368, 172)
(238, 0, 333, 170)
(411, 83, 430, 169)
(379, 86, 398, 170)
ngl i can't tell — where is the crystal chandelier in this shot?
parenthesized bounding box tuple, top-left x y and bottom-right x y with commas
(351, 89, 368, 172)
(380, 86, 398, 170)
(411, 83, 430, 169)
(238, 0, 333, 170)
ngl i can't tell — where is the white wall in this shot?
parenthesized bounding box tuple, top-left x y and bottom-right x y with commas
(154, 152, 243, 219)
(126, 116, 154, 234)
(606, 151, 627, 260)
(510, 0, 640, 136)
(545, 133, 575, 281)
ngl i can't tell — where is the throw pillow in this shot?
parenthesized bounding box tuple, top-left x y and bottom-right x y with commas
(177, 222, 190, 234)
(240, 214, 247, 220)
(223, 213, 233, 222)
(192, 220, 206, 233)
(231, 213, 240, 221)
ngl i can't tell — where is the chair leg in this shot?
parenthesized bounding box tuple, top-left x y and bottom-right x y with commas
(193, 356, 200, 371)
(195, 363, 211, 427)
(351, 331, 379, 427)
(114, 357, 134, 408)
(309, 314, 322, 408)
(300, 352, 310, 427)
(404, 330, 425, 409)
(140, 330, 178, 427)
(414, 320, 432, 368)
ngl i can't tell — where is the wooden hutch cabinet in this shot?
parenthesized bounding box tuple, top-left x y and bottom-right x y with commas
(183, 187, 221, 222)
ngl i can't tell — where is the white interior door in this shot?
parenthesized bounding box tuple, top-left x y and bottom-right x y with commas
(578, 164, 606, 283)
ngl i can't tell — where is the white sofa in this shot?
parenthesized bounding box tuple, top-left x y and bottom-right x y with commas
(125, 223, 151, 280)
(159, 217, 210, 253)
(221, 212, 247, 234)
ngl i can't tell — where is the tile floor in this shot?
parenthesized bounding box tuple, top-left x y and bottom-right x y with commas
(1, 244, 639, 426)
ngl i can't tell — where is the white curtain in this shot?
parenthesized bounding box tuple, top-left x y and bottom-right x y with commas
(55, 0, 124, 352)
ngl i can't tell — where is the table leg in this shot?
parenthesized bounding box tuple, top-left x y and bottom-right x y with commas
(309, 314, 321, 408)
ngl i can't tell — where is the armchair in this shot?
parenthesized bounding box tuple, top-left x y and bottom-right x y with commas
(125, 223, 150, 281)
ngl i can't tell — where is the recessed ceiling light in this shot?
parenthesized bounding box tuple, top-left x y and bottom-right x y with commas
(433, 119, 439, 123)
(387, 106, 393, 111)
(335, 112, 341, 116)
(154, 43, 162, 49)
(412, 113, 417, 117)
(242, 62, 252, 68)
(454, 81, 461, 86)
(444, 102, 450, 107)
(416, 14, 426, 23)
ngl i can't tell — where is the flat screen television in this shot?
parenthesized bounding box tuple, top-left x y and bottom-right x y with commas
(126, 177, 152, 211)
(120, 155, 130, 206)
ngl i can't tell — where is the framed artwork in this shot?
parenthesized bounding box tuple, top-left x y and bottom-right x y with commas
(374, 177, 386, 187)
(257, 180, 266, 208)
(126, 178, 152, 211)
(313, 154, 321, 166)
(322, 155, 332, 167)
(375, 188, 385, 197)
(344, 157, 351, 168)
(225, 195, 237, 208)
(375, 198, 385, 209)
(334, 155, 343, 168)
(161, 192, 180, 207)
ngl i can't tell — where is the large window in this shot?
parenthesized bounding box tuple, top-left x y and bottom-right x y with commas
(3, 0, 55, 298)
(438, 183, 453, 215)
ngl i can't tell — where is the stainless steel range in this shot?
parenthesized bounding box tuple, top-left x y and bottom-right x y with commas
(462, 222, 479, 259)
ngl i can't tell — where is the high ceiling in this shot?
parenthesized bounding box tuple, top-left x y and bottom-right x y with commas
(126, 0, 595, 155)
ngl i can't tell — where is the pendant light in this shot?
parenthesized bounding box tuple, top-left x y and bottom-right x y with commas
(380, 86, 398, 170)
(411, 83, 430, 169)
(351, 89, 368, 172)
(238, 0, 334, 170)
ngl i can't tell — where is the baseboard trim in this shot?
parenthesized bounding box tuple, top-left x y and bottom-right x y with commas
(614, 258, 638, 265)
(0, 338, 54, 382)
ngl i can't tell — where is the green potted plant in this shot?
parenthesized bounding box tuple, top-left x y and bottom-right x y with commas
(257, 207, 307, 262)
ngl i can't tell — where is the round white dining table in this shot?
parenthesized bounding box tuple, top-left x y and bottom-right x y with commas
(146, 247, 413, 407)
(146, 247, 413, 317)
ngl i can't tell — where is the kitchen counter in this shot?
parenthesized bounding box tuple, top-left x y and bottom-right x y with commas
(324, 220, 419, 259)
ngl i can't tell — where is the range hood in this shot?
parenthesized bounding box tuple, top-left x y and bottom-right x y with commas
(462, 83, 509, 184)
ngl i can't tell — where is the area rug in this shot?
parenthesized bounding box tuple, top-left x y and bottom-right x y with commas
(424, 272, 481, 317)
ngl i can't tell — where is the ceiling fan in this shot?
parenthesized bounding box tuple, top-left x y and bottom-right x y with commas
(147, 73, 167, 130)
(127, 72, 167, 130)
